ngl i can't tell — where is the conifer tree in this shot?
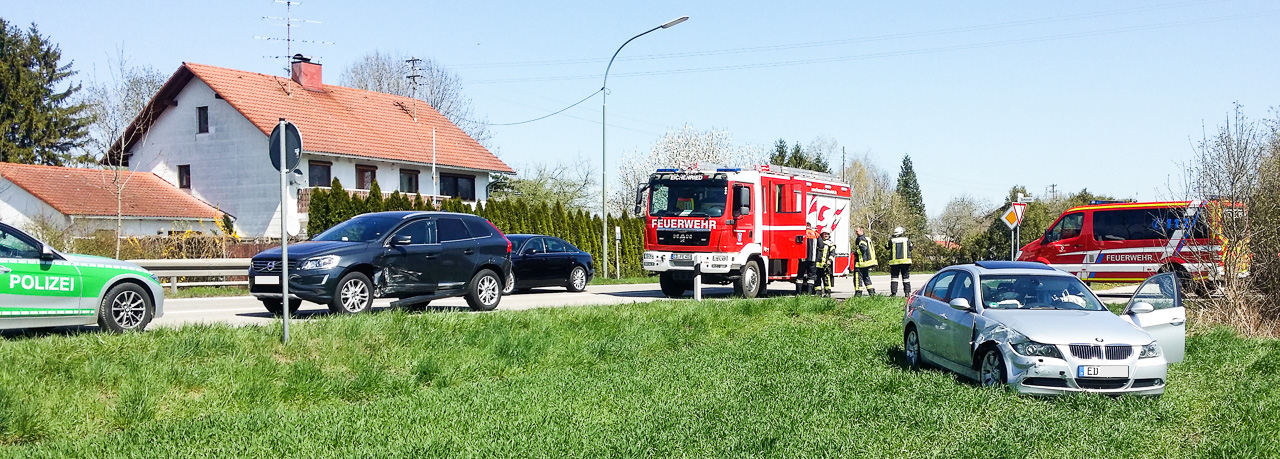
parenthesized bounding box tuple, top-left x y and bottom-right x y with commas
(306, 187, 330, 236)
(329, 178, 352, 223)
(896, 154, 927, 234)
(0, 19, 91, 165)
(365, 181, 384, 213)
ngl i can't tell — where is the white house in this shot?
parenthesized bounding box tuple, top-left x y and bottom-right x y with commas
(116, 56, 514, 237)
(0, 162, 224, 236)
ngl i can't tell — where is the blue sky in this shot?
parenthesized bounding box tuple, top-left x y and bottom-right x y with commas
(8, 0, 1279, 217)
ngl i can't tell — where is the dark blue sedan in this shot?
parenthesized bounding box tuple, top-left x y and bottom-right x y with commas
(502, 235, 594, 294)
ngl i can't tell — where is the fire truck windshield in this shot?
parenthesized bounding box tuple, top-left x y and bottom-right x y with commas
(648, 178, 729, 217)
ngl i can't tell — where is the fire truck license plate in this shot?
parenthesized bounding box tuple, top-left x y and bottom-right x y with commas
(671, 253, 693, 261)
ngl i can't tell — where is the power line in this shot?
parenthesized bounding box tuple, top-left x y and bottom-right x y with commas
(451, 0, 1232, 71)
(467, 9, 1279, 84)
(486, 89, 603, 126)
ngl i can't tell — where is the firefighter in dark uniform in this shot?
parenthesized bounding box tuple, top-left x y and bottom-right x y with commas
(814, 229, 837, 297)
(854, 226, 877, 296)
(798, 223, 820, 294)
(888, 226, 914, 296)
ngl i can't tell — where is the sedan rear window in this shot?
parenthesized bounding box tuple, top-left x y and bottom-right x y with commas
(980, 275, 1105, 311)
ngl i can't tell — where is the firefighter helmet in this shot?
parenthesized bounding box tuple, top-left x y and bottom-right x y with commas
(893, 227, 905, 237)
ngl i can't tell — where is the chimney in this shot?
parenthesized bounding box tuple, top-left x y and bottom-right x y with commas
(291, 54, 323, 91)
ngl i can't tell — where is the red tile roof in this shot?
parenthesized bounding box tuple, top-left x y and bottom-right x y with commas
(121, 62, 513, 174)
(0, 163, 224, 220)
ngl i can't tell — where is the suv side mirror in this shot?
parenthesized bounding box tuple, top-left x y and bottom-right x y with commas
(390, 234, 413, 246)
(949, 298, 972, 311)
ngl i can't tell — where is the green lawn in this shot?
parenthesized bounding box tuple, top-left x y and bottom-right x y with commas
(589, 275, 658, 285)
(166, 286, 250, 299)
(1, 296, 1276, 457)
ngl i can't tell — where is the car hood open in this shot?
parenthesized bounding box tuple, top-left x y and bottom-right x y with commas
(982, 309, 1154, 345)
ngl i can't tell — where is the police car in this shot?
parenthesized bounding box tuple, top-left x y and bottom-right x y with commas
(0, 222, 163, 332)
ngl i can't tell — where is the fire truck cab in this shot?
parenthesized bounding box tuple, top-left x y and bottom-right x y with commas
(638, 164, 853, 298)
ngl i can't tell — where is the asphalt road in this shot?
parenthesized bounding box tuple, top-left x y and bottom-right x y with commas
(153, 274, 915, 328)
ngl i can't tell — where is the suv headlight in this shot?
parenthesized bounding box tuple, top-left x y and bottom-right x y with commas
(1011, 340, 1063, 359)
(1140, 341, 1162, 359)
(297, 255, 340, 271)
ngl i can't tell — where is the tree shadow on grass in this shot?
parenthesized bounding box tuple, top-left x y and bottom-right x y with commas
(1, 325, 101, 340)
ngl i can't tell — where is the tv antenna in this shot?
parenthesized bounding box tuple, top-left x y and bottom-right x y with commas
(255, 0, 333, 75)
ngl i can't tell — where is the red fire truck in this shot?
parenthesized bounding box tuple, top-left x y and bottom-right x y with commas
(637, 164, 853, 297)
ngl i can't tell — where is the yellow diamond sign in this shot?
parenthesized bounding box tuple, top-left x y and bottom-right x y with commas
(1001, 203, 1027, 229)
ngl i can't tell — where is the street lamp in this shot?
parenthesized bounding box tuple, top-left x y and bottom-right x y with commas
(601, 15, 688, 279)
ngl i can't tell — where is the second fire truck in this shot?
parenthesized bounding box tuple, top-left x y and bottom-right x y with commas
(638, 164, 854, 297)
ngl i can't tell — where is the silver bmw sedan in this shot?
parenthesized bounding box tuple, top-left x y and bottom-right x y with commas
(901, 261, 1185, 395)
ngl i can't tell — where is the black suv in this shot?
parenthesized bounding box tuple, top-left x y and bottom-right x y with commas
(249, 211, 512, 314)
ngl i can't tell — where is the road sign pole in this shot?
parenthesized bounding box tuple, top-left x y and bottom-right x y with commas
(279, 118, 290, 344)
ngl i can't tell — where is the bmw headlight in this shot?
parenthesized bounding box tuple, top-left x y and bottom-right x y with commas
(1140, 341, 1162, 359)
(1011, 340, 1063, 359)
(297, 255, 340, 271)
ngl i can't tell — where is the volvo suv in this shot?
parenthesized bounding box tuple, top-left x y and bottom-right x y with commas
(249, 211, 512, 314)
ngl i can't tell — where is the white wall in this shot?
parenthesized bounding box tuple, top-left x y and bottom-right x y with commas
(128, 77, 495, 237)
(0, 179, 67, 230)
(127, 78, 287, 237)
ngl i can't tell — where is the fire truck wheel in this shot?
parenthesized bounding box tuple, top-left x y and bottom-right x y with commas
(659, 272, 687, 298)
(734, 260, 763, 298)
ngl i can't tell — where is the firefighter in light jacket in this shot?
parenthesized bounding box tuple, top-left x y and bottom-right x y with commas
(854, 227, 877, 296)
(888, 226, 914, 296)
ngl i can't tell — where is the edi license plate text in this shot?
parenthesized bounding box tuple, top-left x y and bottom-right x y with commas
(255, 276, 280, 285)
(1078, 365, 1128, 378)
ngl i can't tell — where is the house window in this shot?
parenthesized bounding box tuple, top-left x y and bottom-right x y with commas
(308, 161, 332, 187)
(440, 174, 475, 201)
(399, 169, 419, 194)
(356, 165, 378, 190)
(197, 106, 209, 133)
(178, 165, 191, 189)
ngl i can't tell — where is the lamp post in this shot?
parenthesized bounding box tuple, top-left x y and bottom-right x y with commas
(601, 15, 688, 279)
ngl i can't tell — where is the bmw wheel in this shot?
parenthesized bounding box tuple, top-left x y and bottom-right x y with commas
(978, 348, 1007, 387)
(904, 326, 922, 371)
(567, 266, 588, 292)
(98, 283, 154, 333)
(330, 272, 373, 314)
(466, 269, 502, 311)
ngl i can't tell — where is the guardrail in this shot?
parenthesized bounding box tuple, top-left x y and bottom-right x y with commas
(131, 258, 251, 293)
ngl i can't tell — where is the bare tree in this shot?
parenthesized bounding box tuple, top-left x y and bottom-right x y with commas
(612, 124, 762, 215)
(500, 157, 598, 211)
(76, 49, 166, 257)
(1179, 103, 1279, 337)
(842, 151, 903, 234)
(931, 195, 988, 245)
(340, 51, 492, 149)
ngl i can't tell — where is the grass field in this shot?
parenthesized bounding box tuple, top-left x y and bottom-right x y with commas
(1, 296, 1277, 457)
(589, 275, 658, 285)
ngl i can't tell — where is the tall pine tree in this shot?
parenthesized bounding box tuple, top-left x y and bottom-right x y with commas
(0, 19, 90, 165)
(896, 154, 927, 235)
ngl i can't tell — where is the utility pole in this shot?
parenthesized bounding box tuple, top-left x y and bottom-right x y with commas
(841, 146, 846, 181)
(406, 57, 423, 122)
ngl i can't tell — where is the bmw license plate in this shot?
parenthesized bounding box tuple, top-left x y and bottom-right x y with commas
(255, 275, 280, 285)
(1078, 365, 1128, 378)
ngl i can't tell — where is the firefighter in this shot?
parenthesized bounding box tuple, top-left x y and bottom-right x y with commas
(798, 223, 820, 294)
(814, 229, 837, 297)
(853, 227, 877, 296)
(888, 226, 914, 296)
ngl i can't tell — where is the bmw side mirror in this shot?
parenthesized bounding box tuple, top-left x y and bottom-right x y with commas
(949, 298, 972, 311)
(40, 244, 55, 260)
(1129, 302, 1155, 314)
(390, 234, 412, 246)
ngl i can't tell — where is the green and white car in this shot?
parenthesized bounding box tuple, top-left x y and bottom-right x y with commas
(0, 222, 163, 332)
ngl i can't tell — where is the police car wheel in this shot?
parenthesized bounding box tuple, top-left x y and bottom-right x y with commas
(261, 298, 302, 316)
(97, 282, 153, 333)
